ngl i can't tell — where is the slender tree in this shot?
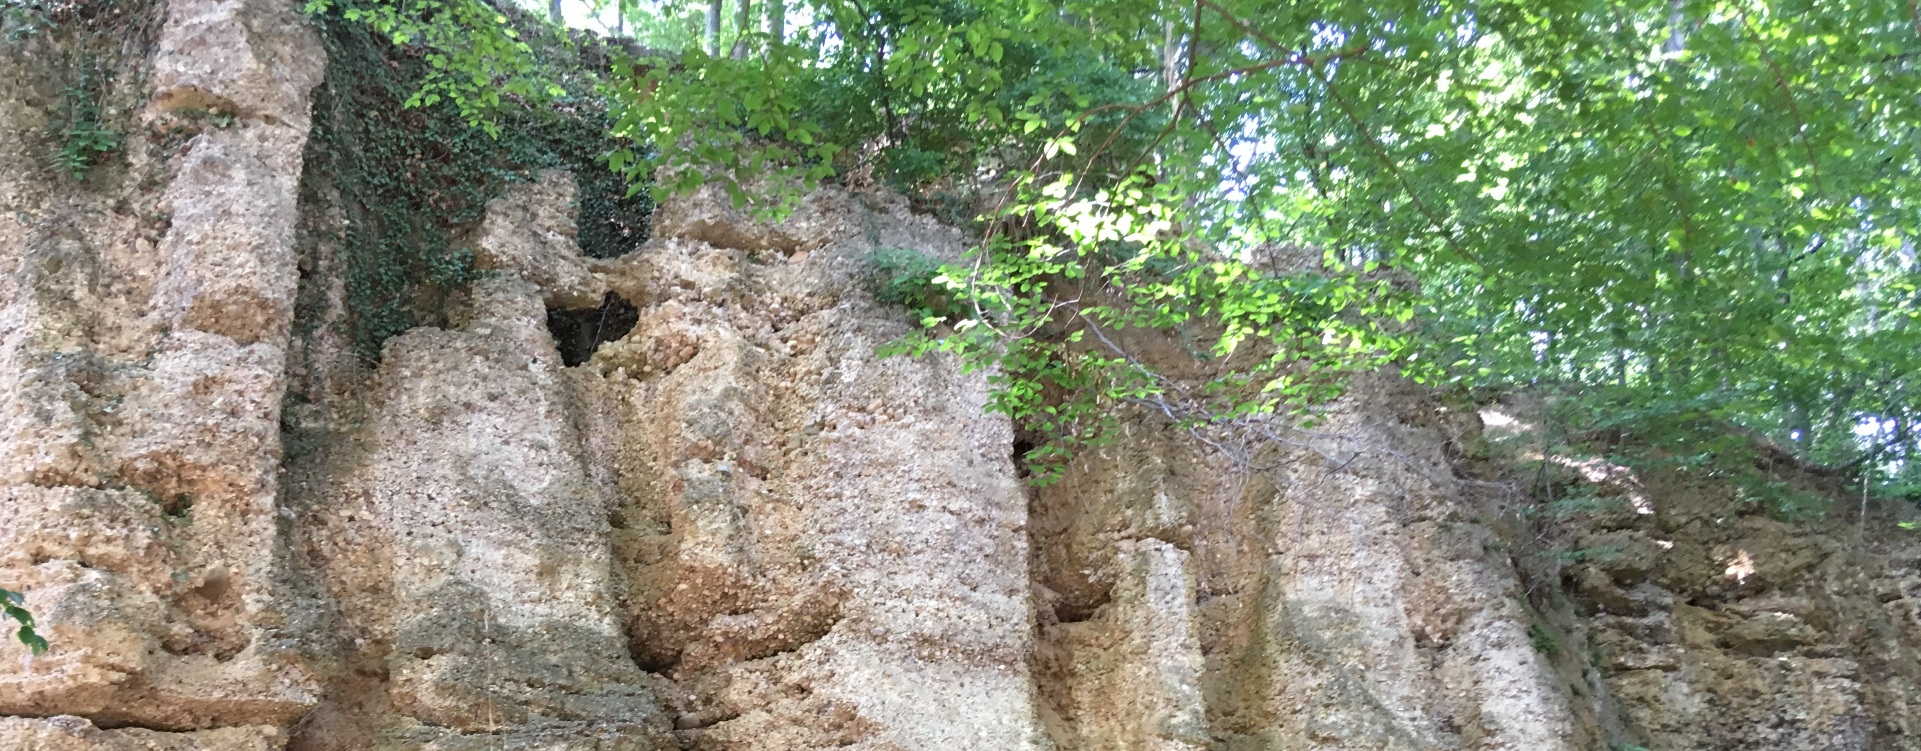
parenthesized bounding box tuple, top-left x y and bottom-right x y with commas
(732, 0, 751, 58)
(705, 0, 721, 55)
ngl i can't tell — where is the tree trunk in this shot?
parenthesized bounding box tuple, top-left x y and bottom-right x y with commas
(732, 0, 752, 59)
(706, 0, 722, 56)
(1664, 0, 1686, 53)
(549, 0, 563, 25)
(768, 0, 784, 46)
(1162, 19, 1180, 93)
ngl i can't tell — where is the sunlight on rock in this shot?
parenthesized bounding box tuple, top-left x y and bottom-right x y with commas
(1725, 549, 1757, 585)
(1552, 455, 1656, 515)
(1478, 407, 1536, 435)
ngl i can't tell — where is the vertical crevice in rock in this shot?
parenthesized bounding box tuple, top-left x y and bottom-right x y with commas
(286, 171, 677, 749)
(357, 275, 671, 745)
(289, 180, 1057, 749)
(1029, 430, 1212, 751)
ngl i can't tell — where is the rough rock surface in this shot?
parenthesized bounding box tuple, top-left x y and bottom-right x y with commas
(0, 717, 283, 751)
(579, 188, 1046, 751)
(469, 169, 608, 310)
(0, 0, 325, 741)
(3, 3, 1920, 748)
(333, 274, 673, 747)
(1513, 419, 1921, 750)
(1031, 378, 1585, 751)
(646, 182, 848, 256)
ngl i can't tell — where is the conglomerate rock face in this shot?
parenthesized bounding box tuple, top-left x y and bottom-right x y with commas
(1514, 416, 1921, 751)
(1027, 375, 1598, 751)
(1, 1, 1919, 748)
(0, 0, 325, 740)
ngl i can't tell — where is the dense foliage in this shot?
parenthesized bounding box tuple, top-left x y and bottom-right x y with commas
(320, 0, 1918, 493)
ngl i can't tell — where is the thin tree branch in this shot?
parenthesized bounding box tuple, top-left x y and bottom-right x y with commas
(1739, 12, 1825, 196)
(1310, 60, 1484, 267)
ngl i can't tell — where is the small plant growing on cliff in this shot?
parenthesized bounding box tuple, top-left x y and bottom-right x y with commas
(1, 589, 47, 655)
(0, 0, 58, 41)
(51, 62, 118, 179)
(54, 118, 117, 177)
(1528, 623, 1560, 657)
(866, 248, 958, 326)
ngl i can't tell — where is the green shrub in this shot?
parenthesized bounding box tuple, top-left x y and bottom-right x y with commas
(1528, 623, 1560, 657)
(866, 247, 957, 325)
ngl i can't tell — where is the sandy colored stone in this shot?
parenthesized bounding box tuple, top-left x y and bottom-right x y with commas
(151, 0, 326, 127)
(1030, 376, 1584, 751)
(357, 276, 670, 739)
(5, 3, 1920, 740)
(0, 717, 284, 751)
(470, 169, 609, 310)
(1485, 395, 1921, 750)
(152, 126, 311, 344)
(0, 0, 324, 732)
(646, 181, 859, 256)
(1042, 540, 1209, 751)
(578, 188, 1048, 750)
(284, 193, 680, 746)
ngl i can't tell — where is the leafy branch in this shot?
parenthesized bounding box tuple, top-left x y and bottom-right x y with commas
(2, 589, 46, 655)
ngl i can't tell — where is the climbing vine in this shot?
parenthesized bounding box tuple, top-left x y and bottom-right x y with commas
(300, 2, 652, 358)
(0, 589, 45, 654)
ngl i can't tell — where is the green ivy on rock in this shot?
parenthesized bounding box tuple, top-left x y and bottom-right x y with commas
(300, 3, 653, 359)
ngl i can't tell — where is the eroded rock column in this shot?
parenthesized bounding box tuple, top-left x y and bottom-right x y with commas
(0, 0, 326, 739)
(588, 188, 1051, 750)
(300, 174, 676, 749)
(1031, 375, 1583, 750)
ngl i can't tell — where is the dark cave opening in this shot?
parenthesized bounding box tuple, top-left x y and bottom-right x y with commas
(1011, 435, 1037, 481)
(546, 292, 640, 367)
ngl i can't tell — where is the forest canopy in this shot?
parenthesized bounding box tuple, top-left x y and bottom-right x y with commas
(315, 0, 1921, 495)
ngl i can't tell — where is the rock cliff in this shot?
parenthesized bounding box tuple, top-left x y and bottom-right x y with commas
(1, 1, 1918, 749)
